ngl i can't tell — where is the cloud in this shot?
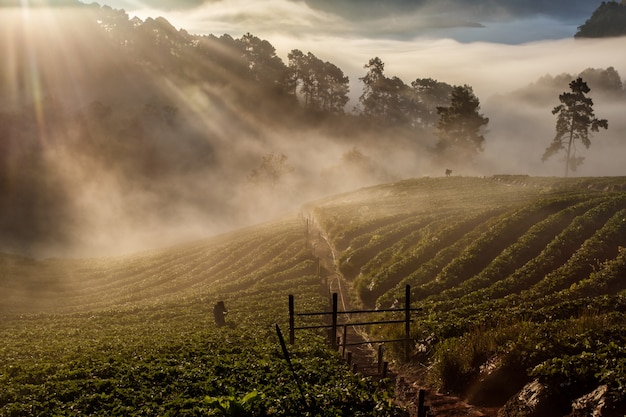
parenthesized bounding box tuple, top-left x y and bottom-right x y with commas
(125, 0, 345, 39)
(121, 0, 597, 22)
(89, 0, 207, 11)
(103, 0, 605, 40)
(100, 0, 604, 44)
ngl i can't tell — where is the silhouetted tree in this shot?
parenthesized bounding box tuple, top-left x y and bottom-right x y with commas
(288, 50, 349, 114)
(435, 85, 488, 156)
(238, 33, 289, 93)
(95, 5, 135, 50)
(542, 77, 608, 177)
(409, 78, 454, 128)
(358, 57, 410, 125)
(317, 60, 349, 114)
(288, 49, 315, 106)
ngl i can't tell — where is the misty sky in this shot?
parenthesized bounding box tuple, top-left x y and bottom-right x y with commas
(90, 0, 625, 97)
(98, 0, 599, 43)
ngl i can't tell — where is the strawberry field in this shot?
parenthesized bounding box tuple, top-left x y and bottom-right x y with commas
(309, 176, 626, 414)
(0, 219, 403, 416)
(3, 176, 626, 415)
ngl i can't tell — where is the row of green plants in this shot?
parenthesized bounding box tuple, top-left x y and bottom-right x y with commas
(1, 309, 400, 416)
(1, 218, 312, 313)
(355, 209, 503, 306)
(312, 176, 626, 412)
(423, 196, 605, 305)
(419, 194, 626, 309)
(0, 218, 406, 416)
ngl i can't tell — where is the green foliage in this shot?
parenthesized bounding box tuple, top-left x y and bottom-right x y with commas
(435, 85, 489, 157)
(309, 176, 626, 409)
(0, 218, 405, 416)
(4, 176, 626, 414)
(531, 331, 626, 402)
(204, 390, 263, 416)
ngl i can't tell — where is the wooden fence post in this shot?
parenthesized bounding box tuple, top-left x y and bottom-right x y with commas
(276, 324, 309, 409)
(289, 294, 295, 345)
(417, 389, 427, 417)
(331, 292, 338, 350)
(405, 284, 411, 362)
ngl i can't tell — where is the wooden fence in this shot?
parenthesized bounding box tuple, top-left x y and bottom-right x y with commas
(288, 284, 420, 362)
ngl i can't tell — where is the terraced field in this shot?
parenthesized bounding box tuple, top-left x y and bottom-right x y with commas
(2, 176, 626, 416)
(308, 176, 626, 415)
(0, 218, 402, 416)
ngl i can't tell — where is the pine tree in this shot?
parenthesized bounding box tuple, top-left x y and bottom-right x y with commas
(542, 78, 608, 177)
(435, 85, 488, 156)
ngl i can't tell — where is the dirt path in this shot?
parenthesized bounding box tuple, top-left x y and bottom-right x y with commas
(303, 212, 499, 417)
(305, 214, 385, 377)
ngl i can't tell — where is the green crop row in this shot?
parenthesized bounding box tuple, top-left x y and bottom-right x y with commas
(1, 217, 406, 416)
(310, 176, 626, 412)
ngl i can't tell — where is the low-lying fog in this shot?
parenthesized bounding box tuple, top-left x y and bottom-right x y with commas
(1, 4, 625, 258)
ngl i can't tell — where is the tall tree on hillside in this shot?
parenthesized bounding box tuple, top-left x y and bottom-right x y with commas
(358, 57, 410, 125)
(409, 78, 454, 128)
(288, 50, 315, 106)
(435, 85, 488, 156)
(542, 77, 608, 177)
(238, 33, 289, 92)
(317, 60, 350, 114)
(288, 50, 349, 114)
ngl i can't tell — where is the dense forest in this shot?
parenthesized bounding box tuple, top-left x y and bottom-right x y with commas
(1, 2, 625, 257)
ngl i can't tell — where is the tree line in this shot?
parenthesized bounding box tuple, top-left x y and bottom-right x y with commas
(0, 2, 620, 253)
(3, 2, 617, 167)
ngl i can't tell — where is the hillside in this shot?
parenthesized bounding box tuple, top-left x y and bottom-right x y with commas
(307, 176, 626, 416)
(2, 176, 626, 416)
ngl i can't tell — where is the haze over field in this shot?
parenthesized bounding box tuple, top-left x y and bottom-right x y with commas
(1, 0, 625, 257)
